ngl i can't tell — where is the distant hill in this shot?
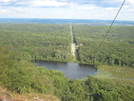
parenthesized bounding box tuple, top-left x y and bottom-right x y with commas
(0, 18, 134, 26)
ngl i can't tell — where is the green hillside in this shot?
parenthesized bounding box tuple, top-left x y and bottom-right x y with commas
(0, 24, 134, 101)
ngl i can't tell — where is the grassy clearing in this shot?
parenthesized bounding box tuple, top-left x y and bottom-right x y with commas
(94, 65, 134, 79)
(94, 70, 114, 78)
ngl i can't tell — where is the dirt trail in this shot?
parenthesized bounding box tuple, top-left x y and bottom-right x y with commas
(70, 24, 76, 56)
(71, 43, 75, 56)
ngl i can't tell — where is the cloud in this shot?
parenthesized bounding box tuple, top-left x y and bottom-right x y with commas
(0, 0, 14, 2)
(0, 0, 17, 5)
(56, 11, 63, 15)
(127, 0, 134, 4)
(102, 0, 134, 8)
(0, 8, 10, 13)
(0, 0, 17, 6)
(78, 6, 97, 10)
(0, 0, 132, 8)
(102, 0, 123, 3)
(123, 5, 131, 8)
(14, 8, 27, 12)
(15, 1, 29, 6)
(0, 7, 27, 13)
(0, 0, 133, 8)
(0, 0, 134, 20)
(0, 0, 75, 7)
(128, 9, 134, 12)
(59, 0, 69, 1)
(31, 0, 75, 7)
(105, 7, 118, 11)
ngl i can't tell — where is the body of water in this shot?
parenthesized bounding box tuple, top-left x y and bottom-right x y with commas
(33, 60, 97, 79)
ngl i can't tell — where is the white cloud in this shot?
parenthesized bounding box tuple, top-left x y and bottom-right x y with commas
(0, 0, 134, 20)
(127, 0, 134, 4)
(0, 0, 17, 5)
(102, 0, 123, 4)
(31, 0, 74, 7)
(0, 0, 16, 2)
(123, 5, 131, 8)
(78, 6, 97, 10)
(122, 0, 134, 13)
(108, 0, 134, 8)
(0, 7, 27, 14)
(105, 7, 118, 11)
(0, 0, 10, 2)
(60, 0, 68, 1)
(124, 8, 134, 13)
(0, 9, 10, 13)
(56, 11, 63, 15)
(15, 8, 28, 12)
(15, 1, 29, 5)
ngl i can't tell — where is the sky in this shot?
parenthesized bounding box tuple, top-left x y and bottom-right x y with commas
(0, 0, 134, 20)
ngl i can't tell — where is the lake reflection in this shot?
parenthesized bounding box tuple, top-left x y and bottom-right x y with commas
(33, 60, 97, 79)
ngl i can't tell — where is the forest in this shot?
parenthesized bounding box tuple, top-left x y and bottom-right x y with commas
(0, 23, 134, 101)
(0, 24, 73, 62)
(0, 24, 134, 67)
(73, 25, 134, 67)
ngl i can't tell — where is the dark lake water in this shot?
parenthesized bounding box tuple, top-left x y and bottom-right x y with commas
(33, 60, 97, 79)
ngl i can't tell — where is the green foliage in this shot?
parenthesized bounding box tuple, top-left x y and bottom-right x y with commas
(68, 80, 86, 101)
(1, 24, 134, 67)
(0, 47, 66, 95)
(85, 76, 134, 101)
(73, 25, 134, 67)
(1, 46, 134, 101)
(0, 24, 73, 62)
(1, 24, 134, 101)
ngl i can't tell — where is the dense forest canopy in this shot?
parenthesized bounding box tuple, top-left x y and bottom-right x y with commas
(0, 24, 73, 62)
(72, 25, 134, 67)
(0, 24, 134, 67)
(0, 23, 134, 101)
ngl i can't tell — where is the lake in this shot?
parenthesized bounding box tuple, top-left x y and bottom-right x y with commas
(33, 60, 97, 79)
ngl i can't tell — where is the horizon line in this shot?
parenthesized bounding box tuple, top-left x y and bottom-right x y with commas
(0, 18, 134, 22)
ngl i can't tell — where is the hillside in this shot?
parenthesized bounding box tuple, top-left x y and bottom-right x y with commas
(0, 23, 134, 101)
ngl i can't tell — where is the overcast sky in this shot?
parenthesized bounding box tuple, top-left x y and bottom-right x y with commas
(0, 0, 134, 20)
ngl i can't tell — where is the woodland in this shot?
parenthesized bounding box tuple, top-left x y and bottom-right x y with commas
(0, 23, 134, 101)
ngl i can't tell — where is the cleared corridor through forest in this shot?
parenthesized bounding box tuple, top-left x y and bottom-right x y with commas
(70, 24, 76, 56)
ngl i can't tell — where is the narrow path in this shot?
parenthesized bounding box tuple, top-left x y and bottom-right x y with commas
(70, 24, 76, 56)
(71, 43, 75, 56)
